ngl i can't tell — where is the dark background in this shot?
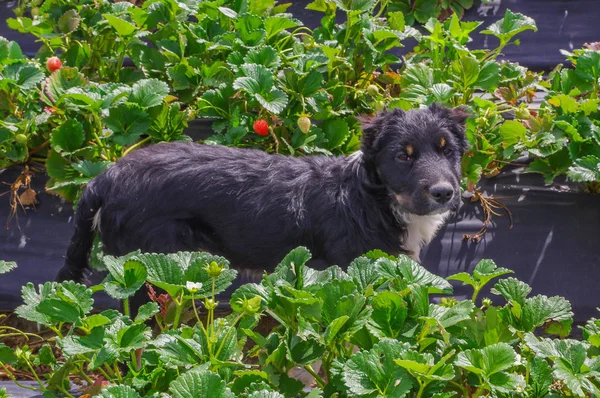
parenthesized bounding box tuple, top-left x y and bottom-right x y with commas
(1, 0, 600, 324)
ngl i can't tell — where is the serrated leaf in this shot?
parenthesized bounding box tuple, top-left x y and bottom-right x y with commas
(256, 89, 288, 114)
(481, 9, 537, 44)
(529, 356, 552, 398)
(348, 256, 383, 290)
(567, 156, 600, 182)
(388, 11, 405, 31)
(245, 46, 281, 69)
(103, 14, 137, 37)
(582, 317, 600, 347)
(332, 0, 376, 12)
(499, 120, 527, 148)
(139, 252, 236, 299)
(446, 272, 476, 288)
(477, 61, 500, 90)
(99, 385, 141, 398)
(451, 56, 479, 89)
(152, 334, 205, 367)
(521, 295, 573, 334)
(237, 64, 274, 95)
(342, 339, 412, 397)
(169, 369, 234, 398)
(0, 260, 17, 274)
(104, 103, 150, 146)
(0, 343, 17, 364)
(473, 259, 513, 286)
(429, 83, 453, 103)
(50, 119, 85, 154)
(428, 300, 475, 329)
(286, 335, 326, 365)
(325, 316, 350, 346)
(455, 343, 516, 378)
(103, 257, 147, 300)
(45, 67, 86, 103)
(3, 63, 44, 90)
(322, 118, 349, 150)
(368, 291, 408, 339)
(58, 9, 80, 34)
(36, 344, 56, 366)
(129, 78, 169, 108)
(72, 160, 112, 178)
(491, 278, 532, 306)
(37, 298, 82, 324)
(264, 16, 299, 39)
(16, 282, 57, 326)
(396, 255, 453, 293)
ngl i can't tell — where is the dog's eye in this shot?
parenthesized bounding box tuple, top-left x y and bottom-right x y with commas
(442, 147, 453, 156)
(397, 153, 411, 161)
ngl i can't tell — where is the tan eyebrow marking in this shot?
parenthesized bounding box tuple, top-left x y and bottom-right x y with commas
(406, 145, 414, 156)
(440, 137, 446, 147)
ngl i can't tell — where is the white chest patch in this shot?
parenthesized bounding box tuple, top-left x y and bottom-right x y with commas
(401, 212, 449, 262)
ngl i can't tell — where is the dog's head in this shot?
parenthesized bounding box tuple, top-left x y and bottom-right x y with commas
(360, 104, 470, 216)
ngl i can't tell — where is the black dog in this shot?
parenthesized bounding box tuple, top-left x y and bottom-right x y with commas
(56, 104, 468, 283)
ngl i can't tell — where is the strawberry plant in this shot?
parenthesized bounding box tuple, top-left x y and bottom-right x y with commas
(1, 247, 599, 397)
(510, 45, 600, 191)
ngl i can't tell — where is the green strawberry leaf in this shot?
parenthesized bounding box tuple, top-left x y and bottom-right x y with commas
(103, 14, 137, 38)
(455, 343, 516, 378)
(2, 63, 44, 90)
(245, 46, 281, 69)
(50, 119, 85, 154)
(481, 9, 537, 44)
(256, 89, 288, 114)
(102, 257, 147, 300)
(0, 343, 17, 364)
(104, 103, 150, 146)
(491, 277, 532, 306)
(368, 291, 408, 339)
(0, 260, 17, 274)
(342, 339, 413, 397)
(169, 369, 234, 398)
(129, 78, 169, 108)
(99, 385, 141, 398)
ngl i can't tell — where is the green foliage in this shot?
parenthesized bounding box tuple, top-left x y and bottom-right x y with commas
(2, 0, 597, 217)
(2, 247, 599, 397)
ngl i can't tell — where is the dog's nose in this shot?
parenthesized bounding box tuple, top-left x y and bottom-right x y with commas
(429, 183, 454, 204)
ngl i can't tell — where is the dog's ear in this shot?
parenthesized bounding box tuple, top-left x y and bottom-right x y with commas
(447, 106, 471, 127)
(428, 103, 470, 125)
(358, 108, 404, 153)
(429, 103, 471, 152)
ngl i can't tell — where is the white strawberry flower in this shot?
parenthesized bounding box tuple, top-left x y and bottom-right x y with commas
(186, 281, 203, 293)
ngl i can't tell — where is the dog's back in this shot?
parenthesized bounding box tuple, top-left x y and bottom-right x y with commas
(57, 142, 398, 281)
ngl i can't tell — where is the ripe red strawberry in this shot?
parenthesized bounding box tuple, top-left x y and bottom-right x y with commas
(46, 56, 62, 73)
(298, 116, 311, 134)
(253, 119, 269, 136)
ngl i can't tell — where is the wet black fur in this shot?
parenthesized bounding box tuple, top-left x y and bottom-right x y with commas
(56, 104, 469, 283)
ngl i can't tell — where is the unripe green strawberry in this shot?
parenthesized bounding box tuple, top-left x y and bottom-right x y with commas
(515, 107, 530, 119)
(374, 101, 385, 112)
(15, 134, 27, 145)
(298, 116, 311, 134)
(367, 84, 379, 96)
